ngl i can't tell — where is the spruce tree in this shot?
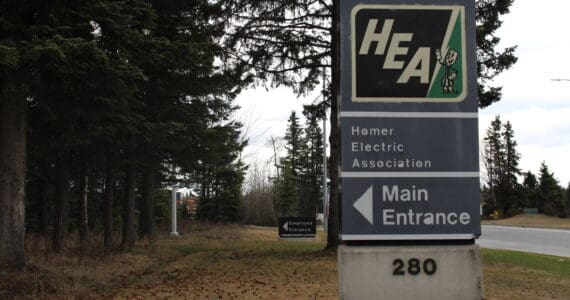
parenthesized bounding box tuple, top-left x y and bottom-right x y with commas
(273, 111, 304, 217)
(283, 111, 303, 179)
(502, 121, 521, 185)
(0, 0, 117, 268)
(20, 0, 246, 252)
(476, 0, 518, 107)
(538, 162, 565, 217)
(483, 116, 504, 213)
(194, 122, 247, 221)
(273, 163, 297, 217)
(499, 120, 521, 216)
(522, 171, 539, 209)
(298, 105, 324, 218)
(483, 116, 522, 217)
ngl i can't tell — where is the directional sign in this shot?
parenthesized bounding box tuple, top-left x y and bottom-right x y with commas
(342, 178, 480, 237)
(278, 217, 316, 238)
(339, 0, 480, 241)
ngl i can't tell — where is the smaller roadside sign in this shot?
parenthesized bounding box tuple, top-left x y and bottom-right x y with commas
(279, 217, 317, 238)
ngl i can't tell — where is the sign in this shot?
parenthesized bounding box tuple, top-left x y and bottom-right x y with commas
(278, 217, 316, 238)
(340, 0, 480, 241)
(352, 5, 467, 102)
(342, 178, 480, 237)
(342, 118, 478, 172)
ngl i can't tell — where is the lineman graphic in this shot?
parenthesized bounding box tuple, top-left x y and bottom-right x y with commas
(436, 49, 459, 93)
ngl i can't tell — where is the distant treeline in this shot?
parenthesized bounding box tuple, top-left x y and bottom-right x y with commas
(482, 116, 569, 218)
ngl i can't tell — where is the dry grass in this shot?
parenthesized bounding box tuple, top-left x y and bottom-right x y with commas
(483, 249, 570, 300)
(483, 214, 570, 230)
(1, 223, 568, 299)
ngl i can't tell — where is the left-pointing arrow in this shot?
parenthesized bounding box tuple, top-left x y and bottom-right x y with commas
(282, 221, 289, 231)
(353, 186, 374, 225)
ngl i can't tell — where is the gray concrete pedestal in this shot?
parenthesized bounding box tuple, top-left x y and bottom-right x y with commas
(338, 244, 483, 300)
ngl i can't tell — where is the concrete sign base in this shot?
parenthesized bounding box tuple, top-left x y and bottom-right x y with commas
(338, 244, 483, 300)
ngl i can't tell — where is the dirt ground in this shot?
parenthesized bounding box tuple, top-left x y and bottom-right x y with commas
(482, 214, 570, 230)
(1, 224, 569, 299)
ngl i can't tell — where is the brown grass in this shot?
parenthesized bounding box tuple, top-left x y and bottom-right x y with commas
(482, 214, 570, 230)
(484, 265, 570, 300)
(1, 223, 568, 299)
(483, 249, 570, 300)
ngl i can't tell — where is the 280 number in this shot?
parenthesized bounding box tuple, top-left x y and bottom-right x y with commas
(392, 258, 437, 276)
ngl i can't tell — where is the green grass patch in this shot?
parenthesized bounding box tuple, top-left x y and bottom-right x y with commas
(176, 245, 205, 255)
(483, 248, 570, 278)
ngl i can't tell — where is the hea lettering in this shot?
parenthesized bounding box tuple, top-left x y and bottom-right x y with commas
(359, 18, 431, 84)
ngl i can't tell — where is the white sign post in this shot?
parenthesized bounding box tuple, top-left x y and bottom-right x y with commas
(170, 188, 179, 236)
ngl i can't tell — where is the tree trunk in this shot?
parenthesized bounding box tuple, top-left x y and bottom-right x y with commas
(326, 0, 340, 250)
(53, 153, 70, 253)
(78, 171, 89, 252)
(104, 156, 114, 251)
(271, 136, 280, 181)
(121, 158, 136, 249)
(0, 82, 27, 271)
(38, 176, 49, 236)
(139, 169, 155, 238)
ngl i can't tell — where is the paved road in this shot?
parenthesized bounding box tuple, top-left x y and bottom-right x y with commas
(477, 225, 570, 257)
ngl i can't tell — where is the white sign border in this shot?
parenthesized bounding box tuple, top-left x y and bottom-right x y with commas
(341, 234, 476, 240)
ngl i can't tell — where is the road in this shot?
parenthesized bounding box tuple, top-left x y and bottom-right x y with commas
(477, 225, 570, 257)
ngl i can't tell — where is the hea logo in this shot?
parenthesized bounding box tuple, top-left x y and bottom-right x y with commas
(359, 18, 432, 84)
(351, 5, 467, 102)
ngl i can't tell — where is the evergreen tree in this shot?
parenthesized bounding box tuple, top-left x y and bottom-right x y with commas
(298, 105, 324, 217)
(283, 111, 303, 179)
(483, 116, 522, 217)
(476, 0, 518, 107)
(273, 107, 325, 218)
(272, 163, 297, 217)
(273, 111, 304, 217)
(502, 121, 520, 184)
(499, 120, 521, 216)
(134, 0, 245, 236)
(483, 116, 504, 213)
(4, 0, 247, 256)
(538, 162, 565, 217)
(565, 182, 570, 217)
(195, 122, 247, 221)
(522, 171, 539, 209)
(0, 0, 119, 268)
(223, 0, 331, 95)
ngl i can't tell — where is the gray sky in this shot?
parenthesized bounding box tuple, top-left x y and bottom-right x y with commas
(479, 0, 570, 185)
(236, 0, 570, 186)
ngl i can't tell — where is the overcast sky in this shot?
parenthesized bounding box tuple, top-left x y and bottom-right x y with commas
(235, 0, 570, 186)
